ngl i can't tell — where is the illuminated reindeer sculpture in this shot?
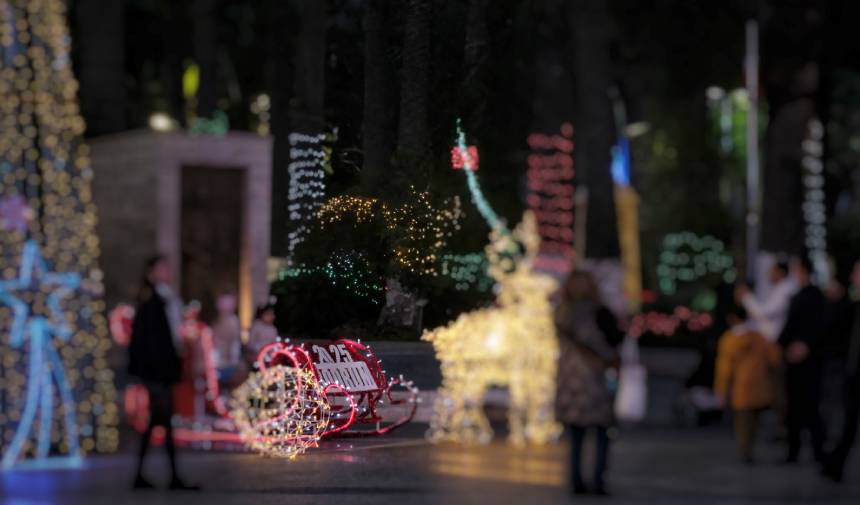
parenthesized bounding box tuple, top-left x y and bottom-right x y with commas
(422, 211, 561, 445)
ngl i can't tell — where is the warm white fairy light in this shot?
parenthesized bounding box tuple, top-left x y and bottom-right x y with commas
(316, 188, 463, 276)
(423, 211, 561, 445)
(230, 365, 331, 459)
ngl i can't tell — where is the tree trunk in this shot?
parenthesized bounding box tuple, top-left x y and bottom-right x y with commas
(74, 0, 126, 136)
(361, 0, 395, 193)
(760, 3, 823, 257)
(570, 0, 620, 259)
(461, 0, 489, 134)
(290, 0, 327, 132)
(397, 0, 432, 182)
(268, 0, 294, 256)
(161, 1, 186, 125)
(192, 0, 219, 119)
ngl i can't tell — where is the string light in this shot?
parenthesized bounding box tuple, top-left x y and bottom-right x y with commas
(423, 211, 561, 445)
(801, 118, 828, 284)
(0, 0, 118, 468)
(453, 120, 507, 232)
(316, 188, 463, 277)
(286, 130, 337, 261)
(440, 253, 493, 292)
(230, 365, 331, 459)
(525, 123, 575, 269)
(278, 251, 384, 303)
(657, 231, 736, 296)
(628, 306, 713, 338)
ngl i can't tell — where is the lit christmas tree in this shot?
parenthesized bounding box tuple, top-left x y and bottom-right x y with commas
(0, 0, 118, 468)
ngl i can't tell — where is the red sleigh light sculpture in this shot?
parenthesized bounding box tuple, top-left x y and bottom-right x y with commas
(255, 339, 419, 437)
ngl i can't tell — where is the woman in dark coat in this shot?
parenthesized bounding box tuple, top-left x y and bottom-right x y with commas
(555, 270, 621, 495)
(128, 256, 196, 491)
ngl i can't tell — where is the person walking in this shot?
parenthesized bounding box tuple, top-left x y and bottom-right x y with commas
(211, 291, 243, 385)
(128, 256, 198, 491)
(822, 259, 860, 482)
(555, 271, 620, 496)
(714, 307, 782, 463)
(778, 256, 827, 463)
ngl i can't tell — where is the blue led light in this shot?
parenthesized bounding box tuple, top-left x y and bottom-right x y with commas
(0, 240, 82, 470)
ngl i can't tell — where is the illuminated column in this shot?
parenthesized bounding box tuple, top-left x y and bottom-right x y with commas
(0, 0, 118, 468)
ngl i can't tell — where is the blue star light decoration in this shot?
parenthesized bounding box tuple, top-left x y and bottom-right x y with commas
(0, 240, 82, 470)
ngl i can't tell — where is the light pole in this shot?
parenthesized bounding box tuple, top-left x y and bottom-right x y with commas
(744, 19, 760, 283)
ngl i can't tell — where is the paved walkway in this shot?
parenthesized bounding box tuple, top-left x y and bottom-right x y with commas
(2, 424, 858, 505)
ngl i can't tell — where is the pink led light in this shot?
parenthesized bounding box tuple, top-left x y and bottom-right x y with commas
(450, 145, 479, 171)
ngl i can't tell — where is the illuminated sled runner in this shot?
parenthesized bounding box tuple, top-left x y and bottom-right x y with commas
(255, 339, 419, 437)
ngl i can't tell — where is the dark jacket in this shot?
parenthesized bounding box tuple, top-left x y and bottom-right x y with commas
(830, 297, 860, 383)
(555, 301, 619, 427)
(128, 284, 182, 385)
(778, 284, 827, 353)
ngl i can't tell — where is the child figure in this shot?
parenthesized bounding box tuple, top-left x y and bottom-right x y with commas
(714, 306, 782, 463)
(247, 302, 278, 360)
(211, 292, 242, 384)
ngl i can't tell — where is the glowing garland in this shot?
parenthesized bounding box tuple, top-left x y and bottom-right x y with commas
(657, 232, 736, 296)
(0, 0, 118, 468)
(423, 211, 561, 445)
(316, 188, 463, 277)
(452, 120, 507, 233)
(286, 130, 337, 261)
(278, 252, 384, 303)
(525, 123, 575, 268)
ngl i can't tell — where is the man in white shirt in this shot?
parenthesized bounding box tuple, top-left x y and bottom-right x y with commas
(736, 260, 797, 342)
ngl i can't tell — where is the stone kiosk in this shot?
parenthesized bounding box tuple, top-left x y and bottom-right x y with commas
(90, 130, 272, 328)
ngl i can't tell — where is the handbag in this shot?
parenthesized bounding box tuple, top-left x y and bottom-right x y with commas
(614, 336, 648, 422)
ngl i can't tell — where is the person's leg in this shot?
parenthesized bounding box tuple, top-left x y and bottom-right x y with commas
(570, 425, 586, 493)
(785, 369, 802, 462)
(748, 409, 761, 461)
(825, 379, 860, 481)
(808, 372, 826, 463)
(594, 426, 610, 493)
(133, 385, 157, 488)
(734, 410, 755, 462)
(159, 387, 179, 481)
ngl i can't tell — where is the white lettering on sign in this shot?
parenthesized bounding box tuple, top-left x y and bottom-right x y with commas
(312, 344, 354, 363)
(313, 361, 378, 392)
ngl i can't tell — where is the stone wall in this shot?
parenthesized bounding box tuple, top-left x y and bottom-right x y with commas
(90, 130, 272, 327)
